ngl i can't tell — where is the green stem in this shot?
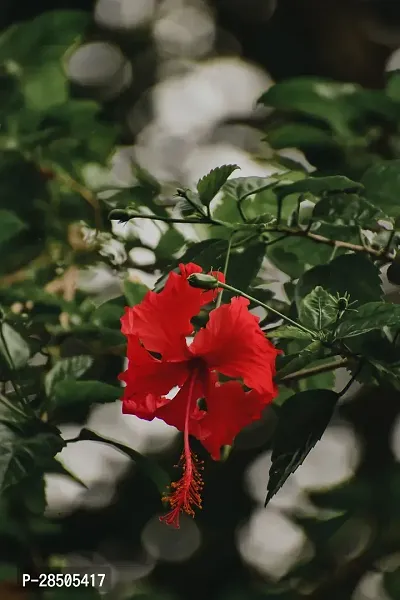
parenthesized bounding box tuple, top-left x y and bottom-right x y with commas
(218, 282, 315, 336)
(278, 357, 349, 384)
(216, 234, 235, 308)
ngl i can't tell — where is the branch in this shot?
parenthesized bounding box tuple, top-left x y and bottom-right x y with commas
(273, 226, 395, 261)
(278, 357, 350, 384)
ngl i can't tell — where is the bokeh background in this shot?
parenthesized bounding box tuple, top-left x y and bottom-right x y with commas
(2, 1, 400, 599)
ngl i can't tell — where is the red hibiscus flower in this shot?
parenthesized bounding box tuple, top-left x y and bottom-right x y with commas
(119, 263, 280, 527)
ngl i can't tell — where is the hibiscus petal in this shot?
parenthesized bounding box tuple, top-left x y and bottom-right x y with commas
(120, 263, 224, 360)
(120, 336, 190, 420)
(197, 379, 274, 460)
(189, 297, 280, 395)
(156, 372, 206, 435)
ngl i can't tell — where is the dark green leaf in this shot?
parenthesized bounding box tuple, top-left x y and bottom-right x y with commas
(123, 279, 149, 306)
(362, 159, 400, 218)
(266, 123, 338, 150)
(0, 211, 26, 246)
(336, 302, 400, 339)
(153, 239, 229, 292)
(0, 323, 30, 369)
(387, 256, 400, 286)
(78, 429, 169, 495)
(258, 78, 359, 134)
(45, 355, 93, 397)
(276, 176, 363, 199)
(296, 254, 382, 310)
(223, 175, 281, 201)
(384, 568, 400, 600)
(197, 164, 239, 206)
(266, 389, 339, 505)
(225, 243, 266, 297)
(386, 71, 400, 102)
(312, 194, 386, 227)
(298, 286, 338, 330)
(52, 380, 121, 409)
(0, 424, 64, 493)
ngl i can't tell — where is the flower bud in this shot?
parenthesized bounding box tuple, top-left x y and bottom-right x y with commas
(187, 273, 220, 290)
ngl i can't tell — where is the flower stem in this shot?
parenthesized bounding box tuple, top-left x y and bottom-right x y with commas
(217, 282, 315, 336)
(216, 234, 235, 308)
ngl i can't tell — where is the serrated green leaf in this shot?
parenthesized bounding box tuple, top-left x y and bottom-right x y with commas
(77, 429, 169, 495)
(265, 389, 339, 505)
(123, 279, 149, 306)
(0, 210, 26, 246)
(223, 176, 281, 201)
(270, 326, 313, 340)
(225, 243, 266, 298)
(0, 323, 30, 370)
(299, 286, 337, 330)
(312, 194, 387, 228)
(45, 355, 93, 398)
(52, 380, 121, 409)
(197, 164, 239, 206)
(336, 302, 400, 339)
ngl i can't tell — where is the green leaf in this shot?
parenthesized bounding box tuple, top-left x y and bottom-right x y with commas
(362, 159, 400, 218)
(197, 164, 239, 206)
(223, 175, 281, 201)
(296, 254, 382, 310)
(52, 380, 121, 409)
(77, 429, 169, 495)
(266, 123, 338, 150)
(298, 286, 338, 330)
(387, 255, 400, 286)
(0, 424, 64, 494)
(45, 355, 93, 398)
(21, 62, 67, 110)
(266, 389, 339, 505)
(0, 323, 30, 369)
(276, 176, 363, 199)
(270, 326, 313, 341)
(153, 239, 229, 292)
(259, 78, 360, 135)
(384, 568, 400, 600)
(275, 341, 326, 380)
(123, 279, 149, 306)
(312, 194, 387, 228)
(225, 243, 266, 297)
(0, 11, 89, 65)
(336, 302, 400, 339)
(386, 70, 400, 102)
(0, 210, 26, 246)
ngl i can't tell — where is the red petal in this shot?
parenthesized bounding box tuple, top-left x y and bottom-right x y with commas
(120, 263, 224, 360)
(198, 379, 274, 460)
(189, 297, 280, 395)
(156, 371, 206, 435)
(119, 336, 190, 420)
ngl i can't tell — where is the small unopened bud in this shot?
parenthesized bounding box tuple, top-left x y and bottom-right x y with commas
(187, 273, 219, 290)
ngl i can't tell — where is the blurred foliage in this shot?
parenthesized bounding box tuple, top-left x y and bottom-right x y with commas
(1, 8, 400, 600)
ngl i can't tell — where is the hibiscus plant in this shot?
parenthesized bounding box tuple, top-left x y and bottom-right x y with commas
(1, 9, 400, 600)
